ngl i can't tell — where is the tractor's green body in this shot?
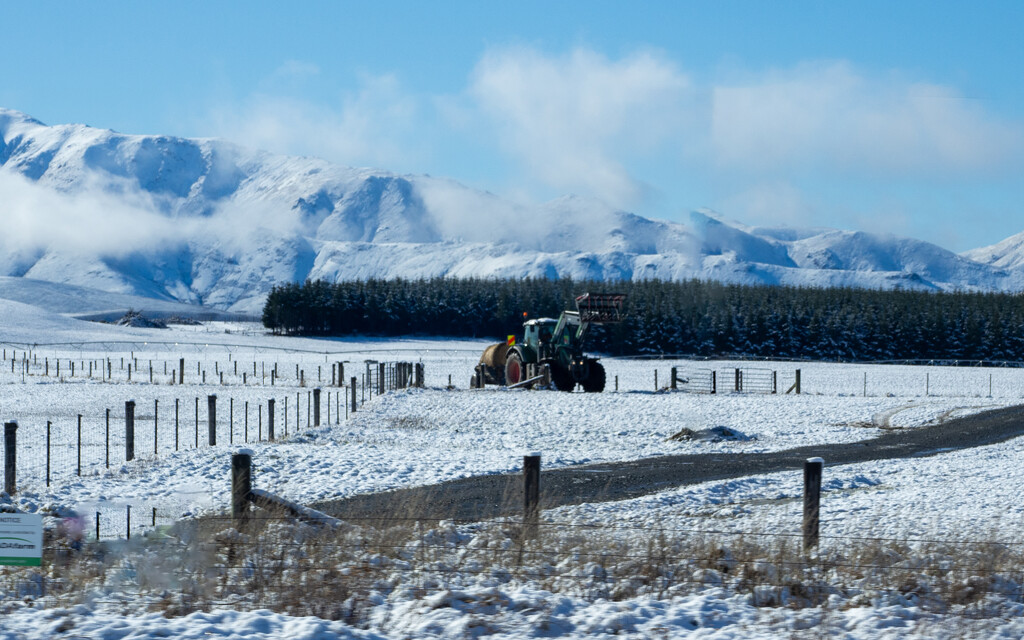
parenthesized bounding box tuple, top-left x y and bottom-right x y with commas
(486, 293, 626, 392)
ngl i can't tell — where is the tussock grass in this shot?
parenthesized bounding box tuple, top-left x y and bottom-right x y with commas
(4, 501, 1024, 626)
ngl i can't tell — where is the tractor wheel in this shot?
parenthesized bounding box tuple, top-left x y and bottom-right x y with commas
(581, 359, 606, 393)
(505, 352, 525, 386)
(550, 363, 576, 392)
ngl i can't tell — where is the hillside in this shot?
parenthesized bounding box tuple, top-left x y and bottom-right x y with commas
(2, 107, 1024, 315)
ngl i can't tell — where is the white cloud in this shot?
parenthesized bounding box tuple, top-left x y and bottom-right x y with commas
(467, 47, 691, 209)
(718, 181, 822, 228)
(710, 61, 1023, 175)
(193, 51, 1024, 229)
(207, 71, 420, 170)
(0, 171, 181, 256)
(0, 170, 305, 262)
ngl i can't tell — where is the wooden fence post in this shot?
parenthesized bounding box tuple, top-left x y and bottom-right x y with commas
(208, 395, 217, 446)
(734, 368, 741, 392)
(803, 457, 823, 551)
(4, 421, 17, 495)
(350, 377, 357, 414)
(523, 454, 541, 538)
(313, 388, 321, 426)
(337, 363, 345, 387)
(179, 358, 185, 385)
(796, 369, 801, 394)
(77, 414, 82, 476)
(232, 452, 252, 529)
(415, 363, 424, 388)
(671, 367, 678, 390)
(268, 399, 276, 440)
(125, 400, 136, 462)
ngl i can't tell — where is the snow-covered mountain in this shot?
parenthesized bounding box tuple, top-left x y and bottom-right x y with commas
(2, 107, 1023, 315)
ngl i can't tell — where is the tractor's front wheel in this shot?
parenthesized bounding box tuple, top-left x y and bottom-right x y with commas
(581, 359, 606, 393)
(550, 363, 575, 392)
(505, 352, 525, 386)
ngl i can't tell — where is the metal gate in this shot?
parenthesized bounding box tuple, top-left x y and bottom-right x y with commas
(670, 366, 717, 394)
(730, 367, 776, 394)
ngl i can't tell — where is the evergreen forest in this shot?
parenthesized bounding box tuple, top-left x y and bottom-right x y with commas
(261, 278, 1024, 362)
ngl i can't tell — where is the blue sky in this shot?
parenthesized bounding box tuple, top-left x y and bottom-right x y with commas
(3, 1, 1023, 251)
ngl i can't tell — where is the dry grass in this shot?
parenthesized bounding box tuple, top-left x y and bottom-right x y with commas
(3, 503, 1024, 630)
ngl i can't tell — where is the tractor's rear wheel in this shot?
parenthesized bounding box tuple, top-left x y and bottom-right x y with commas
(550, 363, 575, 392)
(505, 352, 525, 386)
(581, 359, 606, 393)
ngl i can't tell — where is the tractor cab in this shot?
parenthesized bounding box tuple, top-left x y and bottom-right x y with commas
(523, 318, 558, 359)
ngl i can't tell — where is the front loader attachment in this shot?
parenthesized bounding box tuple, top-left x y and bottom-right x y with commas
(574, 293, 627, 323)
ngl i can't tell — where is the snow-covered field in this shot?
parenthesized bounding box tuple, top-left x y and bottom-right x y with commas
(4, 304, 1024, 637)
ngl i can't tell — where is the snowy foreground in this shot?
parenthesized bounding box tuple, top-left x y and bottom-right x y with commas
(4, 308, 1024, 637)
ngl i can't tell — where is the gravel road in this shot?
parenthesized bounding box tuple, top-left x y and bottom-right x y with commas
(312, 404, 1024, 523)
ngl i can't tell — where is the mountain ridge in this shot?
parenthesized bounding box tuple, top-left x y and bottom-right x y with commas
(1, 107, 1023, 315)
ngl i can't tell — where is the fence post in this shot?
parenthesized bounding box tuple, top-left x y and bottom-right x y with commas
(523, 454, 541, 538)
(654, 369, 658, 391)
(154, 399, 159, 456)
(313, 388, 321, 426)
(337, 362, 345, 387)
(125, 400, 136, 462)
(796, 369, 801, 394)
(734, 368, 741, 392)
(671, 367, 678, 390)
(350, 377, 357, 414)
(179, 358, 185, 385)
(4, 421, 17, 495)
(268, 399, 276, 440)
(77, 414, 82, 476)
(208, 395, 217, 446)
(415, 362, 424, 388)
(46, 421, 51, 487)
(803, 457, 823, 551)
(232, 452, 252, 529)
(106, 409, 110, 468)
(773, 371, 778, 394)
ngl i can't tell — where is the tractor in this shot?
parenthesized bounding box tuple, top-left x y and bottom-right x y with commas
(477, 292, 626, 392)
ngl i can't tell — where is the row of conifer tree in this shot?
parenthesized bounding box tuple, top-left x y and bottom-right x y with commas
(261, 277, 1024, 362)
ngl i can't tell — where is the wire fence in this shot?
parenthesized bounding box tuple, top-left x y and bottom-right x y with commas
(1, 361, 423, 509)
(4, 510, 1024, 624)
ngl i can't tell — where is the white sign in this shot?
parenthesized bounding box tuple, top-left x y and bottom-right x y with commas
(0, 513, 43, 566)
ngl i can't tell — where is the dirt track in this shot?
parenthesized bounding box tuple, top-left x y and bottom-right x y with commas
(312, 404, 1024, 522)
